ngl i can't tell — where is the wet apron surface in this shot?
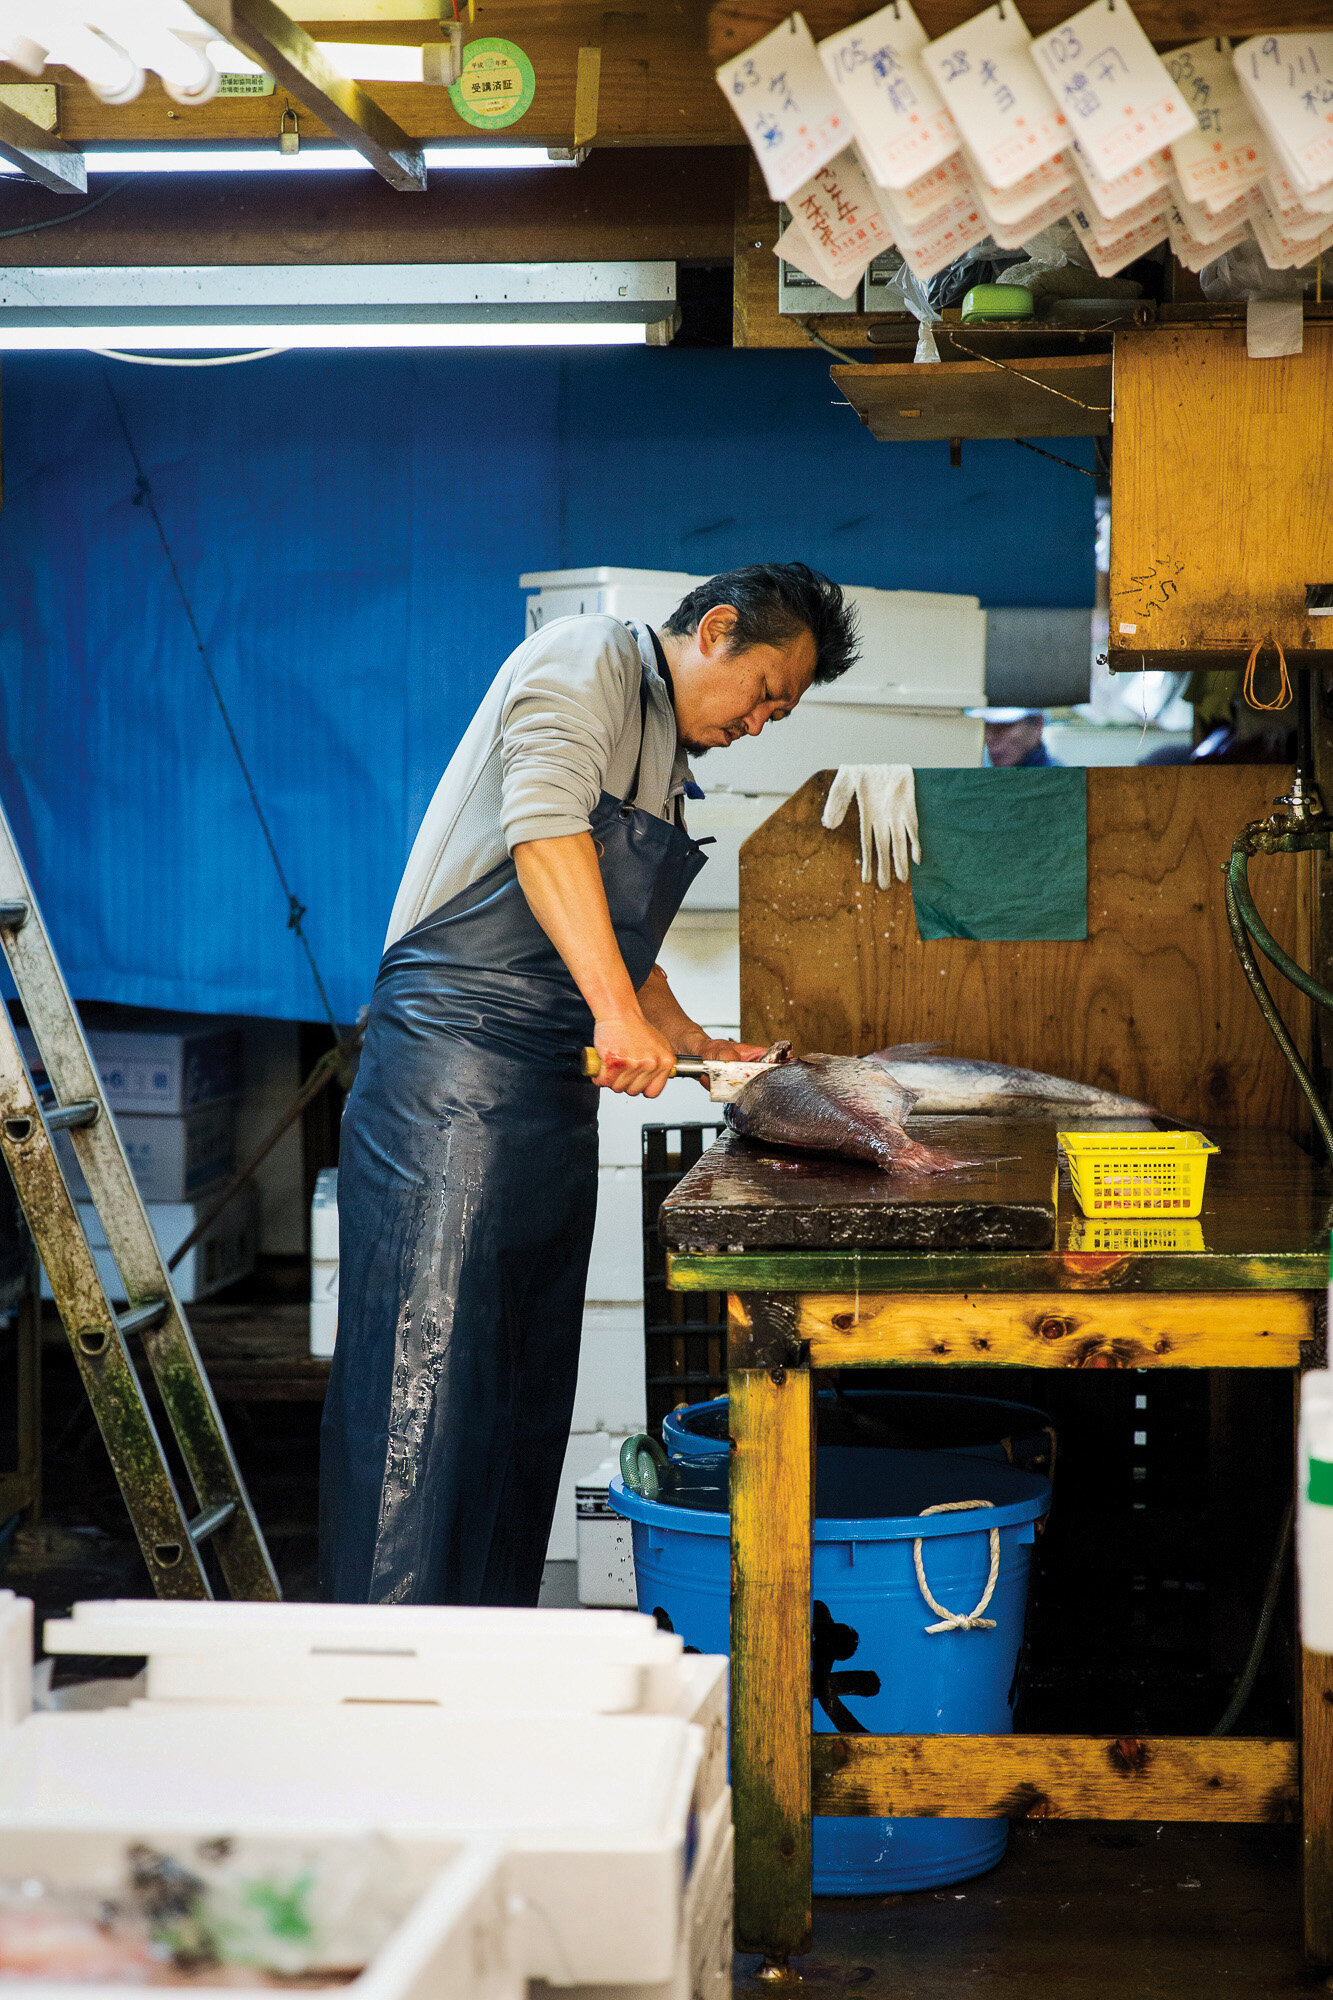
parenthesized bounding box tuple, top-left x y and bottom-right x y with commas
(320, 625, 708, 1605)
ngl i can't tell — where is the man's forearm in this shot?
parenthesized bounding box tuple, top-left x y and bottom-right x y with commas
(512, 831, 642, 1020)
(637, 964, 708, 1057)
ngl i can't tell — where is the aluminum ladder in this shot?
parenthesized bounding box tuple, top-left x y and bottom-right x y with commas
(0, 800, 280, 1600)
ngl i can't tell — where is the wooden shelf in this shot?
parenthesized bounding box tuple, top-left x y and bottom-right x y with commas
(830, 354, 1111, 442)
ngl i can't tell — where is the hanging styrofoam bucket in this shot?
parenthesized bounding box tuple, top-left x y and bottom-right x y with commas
(663, 1389, 1054, 1480)
(611, 1446, 1050, 1896)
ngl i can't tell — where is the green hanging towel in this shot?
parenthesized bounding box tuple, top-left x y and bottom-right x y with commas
(910, 768, 1088, 942)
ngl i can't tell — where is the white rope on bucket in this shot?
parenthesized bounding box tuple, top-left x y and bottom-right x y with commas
(912, 1500, 1000, 1634)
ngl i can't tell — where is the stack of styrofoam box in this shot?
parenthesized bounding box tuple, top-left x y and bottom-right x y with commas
(18, 1011, 255, 1305)
(310, 1166, 339, 1357)
(4, 1598, 730, 2000)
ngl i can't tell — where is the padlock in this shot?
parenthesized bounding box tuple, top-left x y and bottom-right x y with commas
(279, 105, 299, 156)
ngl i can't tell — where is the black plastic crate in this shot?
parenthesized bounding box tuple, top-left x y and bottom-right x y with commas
(641, 1122, 724, 1436)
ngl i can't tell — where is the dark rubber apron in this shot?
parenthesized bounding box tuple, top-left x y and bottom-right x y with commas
(319, 625, 708, 1605)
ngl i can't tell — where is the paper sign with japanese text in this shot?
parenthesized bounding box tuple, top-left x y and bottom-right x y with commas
(1163, 39, 1263, 210)
(1250, 194, 1333, 267)
(1165, 200, 1247, 269)
(961, 141, 1072, 224)
(1261, 152, 1333, 218)
(878, 147, 977, 228)
(774, 213, 851, 293)
(1068, 199, 1167, 274)
(1070, 140, 1171, 219)
(781, 146, 896, 295)
(982, 179, 1080, 246)
(718, 13, 849, 203)
(819, 1, 959, 191)
(893, 178, 990, 277)
(1168, 172, 1258, 246)
(1031, 0, 1195, 182)
(922, 4, 1067, 191)
(1234, 36, 1333, 197)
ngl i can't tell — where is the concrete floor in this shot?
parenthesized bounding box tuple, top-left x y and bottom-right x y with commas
(735, 1823, 1316, 1998)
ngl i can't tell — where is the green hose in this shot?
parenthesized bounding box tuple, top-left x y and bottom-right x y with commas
(620, 1433, 670, 1499)
(1224, 849, 1333, 1164)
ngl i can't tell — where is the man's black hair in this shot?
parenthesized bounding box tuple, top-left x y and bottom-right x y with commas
(662, 562, 859, 685)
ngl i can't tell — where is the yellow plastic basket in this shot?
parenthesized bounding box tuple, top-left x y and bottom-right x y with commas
(1058, 1130, 1219, 1219)
(1067, 1216, 1206, 1253)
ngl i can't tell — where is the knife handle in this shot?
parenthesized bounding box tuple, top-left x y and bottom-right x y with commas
(580, 1047, 707, 1081)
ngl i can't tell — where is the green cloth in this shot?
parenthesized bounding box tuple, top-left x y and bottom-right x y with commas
(910, 768, 1087, 942)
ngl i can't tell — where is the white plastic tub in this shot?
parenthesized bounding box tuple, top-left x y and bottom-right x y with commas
(0, 1826, 516, 2000)
(0, 1706, 704, 1987)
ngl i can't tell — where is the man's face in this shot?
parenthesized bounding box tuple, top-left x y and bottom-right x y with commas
(985, 717, 1044, 767)
(671, 605, 819, 756)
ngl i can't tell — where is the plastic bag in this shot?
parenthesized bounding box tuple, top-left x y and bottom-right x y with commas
(1199, 236, 1318, 300)
(868, 250, 942, 361)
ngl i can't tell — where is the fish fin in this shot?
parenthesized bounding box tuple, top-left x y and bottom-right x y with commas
(868, 1042, 946, 1062)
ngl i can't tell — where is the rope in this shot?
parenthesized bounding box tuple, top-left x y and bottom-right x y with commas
(1012, 437, 1098, 478)
(941, 334, 1111, 413)
(912, 1500, 1000, 1633)
(1241, 635, 1293, 712)
(100, 372, 344, 1044)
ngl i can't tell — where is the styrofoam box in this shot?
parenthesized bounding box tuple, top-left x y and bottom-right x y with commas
(548, 1430, 632, 1563)
(679, 792, 783, 911)
(55, 1099, 237, 1205)
(577, 1455, 638, 1609)
(39, 1181, 259, 1307)
(0, 1592, 32, 1732)
(587, 1166, 644, 1304)
(0, 1706, 704, 1986)
(311, 1166, 339, 1357)
(571, 1306, 646, 1435)
(0, 1826, 519, 2000)
(17, 1015, 243, 1116)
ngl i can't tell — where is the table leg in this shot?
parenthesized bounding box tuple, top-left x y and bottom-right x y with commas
(729, 1294, 813, 1970)
(1302, 1642, 1333, 1965)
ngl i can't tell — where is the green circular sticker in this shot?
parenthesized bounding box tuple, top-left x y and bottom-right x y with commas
(448, 38, 535, 130)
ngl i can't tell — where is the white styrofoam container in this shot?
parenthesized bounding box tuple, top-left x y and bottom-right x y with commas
(588, 1166, 645, 1304)
(655, 913, 739, 1040)
(679, 792, 784, 911)
(548, 1430, 632, 1563)
(706, 704, 983, 793)
(17, 1017, 243, 1117)
(311, 1166, 339, 1358)
(571, 1306, 646, 1434)
(0, 1827, 519, 2000)
(0, 1592, 32, 1733)
(39, 1182, 259, 1308)
(0, 1706, 704, 1987)
(55, 1100, 237, 1205)
(576, 1455, 638, 1609)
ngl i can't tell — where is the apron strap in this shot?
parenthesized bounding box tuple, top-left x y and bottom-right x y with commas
(626, 671, 650, 809)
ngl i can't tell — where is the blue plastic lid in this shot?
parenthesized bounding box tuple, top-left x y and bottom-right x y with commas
(611, 1445, 1050, 1541)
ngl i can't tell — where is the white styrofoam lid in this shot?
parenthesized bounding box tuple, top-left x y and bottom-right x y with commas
(519, 568, 702, 593)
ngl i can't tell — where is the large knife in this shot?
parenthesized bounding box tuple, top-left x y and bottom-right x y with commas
(580, 1040, 792, 1103)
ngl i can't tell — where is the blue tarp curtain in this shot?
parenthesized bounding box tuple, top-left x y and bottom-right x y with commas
(0, 349, 1094, 1022)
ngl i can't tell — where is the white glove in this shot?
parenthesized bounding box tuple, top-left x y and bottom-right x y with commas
(822, 765, 921, 889)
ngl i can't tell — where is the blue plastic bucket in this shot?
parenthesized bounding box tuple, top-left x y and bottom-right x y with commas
(612, 1446, 1050, 1896)
(663, 1390, 1054, 1480)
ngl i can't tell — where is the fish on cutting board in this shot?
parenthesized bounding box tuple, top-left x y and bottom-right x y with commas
(868, 1044, 1160, 1119)
(725, 1054, 965, 1174)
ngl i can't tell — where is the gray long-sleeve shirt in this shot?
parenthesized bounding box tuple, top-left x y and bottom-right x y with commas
(385, 617, 690, 948)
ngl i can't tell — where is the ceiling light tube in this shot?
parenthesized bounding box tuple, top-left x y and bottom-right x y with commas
(313, 41, 425, 84)
(0, 145, 576, 173)
(0, 322, 647, 350)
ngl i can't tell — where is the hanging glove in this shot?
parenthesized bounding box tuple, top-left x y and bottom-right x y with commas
(822, 765, 921, 889)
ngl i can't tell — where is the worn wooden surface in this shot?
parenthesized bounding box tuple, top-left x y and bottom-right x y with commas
(739, 768, 1315, 1136)
(811, 1733, 1299, 1823)
(1303, 1644, 1333, 1964)
(662, 1119, 1057, 1251)
(831, 356, 1112, 442)
(666, 1129, 1333, 1295)
(185, 1304, 329, 1402)
(730, 1364, 813, 1960)
(1110, 328, 1333, 668)
(799, 1289, 1312, 1369)
(0, 148, 737, 268)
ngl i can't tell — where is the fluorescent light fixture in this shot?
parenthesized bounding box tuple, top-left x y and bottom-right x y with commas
(0, 262, 676, 350)
(0, 323, 646, 349)
(0, 145, 573, 174)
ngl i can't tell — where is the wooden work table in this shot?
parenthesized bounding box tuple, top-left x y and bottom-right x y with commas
(661, 1122, 1332, 1972)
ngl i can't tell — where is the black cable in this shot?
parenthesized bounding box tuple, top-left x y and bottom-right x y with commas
(0, 176, 130, 242)
(1012, 437, 1098, 477)
(101, 371, 345, 1045)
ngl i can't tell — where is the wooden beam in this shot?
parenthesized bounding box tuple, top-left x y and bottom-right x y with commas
(800, 1291, 1313, 1369)
(831, 354, 1112, 442)
(1303, 1646, 1333, 1965)
(0, 100, 84, 196)
(812, 1733, 1299, 1824)
(192, 0, 426, 188)
(710, 0, 1331, 62)
(669, 1247, 1331, 1294)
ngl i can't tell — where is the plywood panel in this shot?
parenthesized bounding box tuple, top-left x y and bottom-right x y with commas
(738, 767, 1314, 1134)
(832, 356, 1111, 441)
(1110, 327, 1333, 667)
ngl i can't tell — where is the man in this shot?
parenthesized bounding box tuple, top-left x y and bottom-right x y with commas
(975, 706, 1059, 768)
(320, 563, 858, 1606)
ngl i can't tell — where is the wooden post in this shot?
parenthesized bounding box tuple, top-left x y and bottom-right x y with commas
(729, 1294, 813, 1967)
(1302, 1643, 1333, 1965)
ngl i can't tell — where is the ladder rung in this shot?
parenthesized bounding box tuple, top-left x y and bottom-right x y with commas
(187, 1499, 236, 1545)
(0, 901, 28, 931)
(116, 1299, 169, 1340)
(45, 1099, 98, 1133)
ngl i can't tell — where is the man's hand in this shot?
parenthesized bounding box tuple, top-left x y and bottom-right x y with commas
(690, 1038, 770, 1064)
(594, 1012, 677, 1098)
